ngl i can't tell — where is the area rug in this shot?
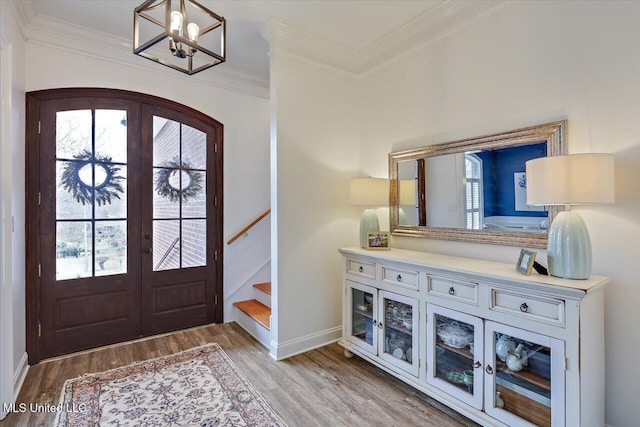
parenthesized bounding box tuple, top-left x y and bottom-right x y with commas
(54, 343, 286, 427)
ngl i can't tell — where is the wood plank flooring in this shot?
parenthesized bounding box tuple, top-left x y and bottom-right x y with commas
(1, 322, 476, 427)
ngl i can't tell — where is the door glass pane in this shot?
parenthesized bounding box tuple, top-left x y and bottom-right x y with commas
(153, 220, 180, 271)
(56, 110, 91, 159)
(383, 297, 413, 365)
(56, 221, 93, 280)
(56, 161, 93, 220)
(153, 116, 180, 167)
(95, 221, 127, 276)
(55, 109, 128, 280)
(351, 288, 373, 346)
(153, 168, 180, 218)
(182, 220, 206, 267)
(152, 115, 207, 271)
(95, 110, 127, 163)
(434, 314, 476, 395)
(494, 333, 552, 427)
(182, 123, 207, 169)
(95, 165, 127, 219)
(182, 171, 206, 218)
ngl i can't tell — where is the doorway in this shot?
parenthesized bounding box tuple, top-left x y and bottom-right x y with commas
(26, 89, 223, 363)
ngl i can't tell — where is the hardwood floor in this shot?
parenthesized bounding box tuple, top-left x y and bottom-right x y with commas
(1, 322, 476, 426)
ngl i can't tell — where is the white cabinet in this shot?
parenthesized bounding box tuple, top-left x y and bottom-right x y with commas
(339, 247, 608, 427)
(426, 304, 484, 410)
(345, 279, 420, 377)
(483, 321, 565, 427)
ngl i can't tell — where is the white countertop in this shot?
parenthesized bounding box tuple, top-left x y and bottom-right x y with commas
(339, 247, 609, 293)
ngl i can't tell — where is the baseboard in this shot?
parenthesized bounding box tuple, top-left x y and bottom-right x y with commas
(13, 352, 28, 401)
(269, 326, 341, 361)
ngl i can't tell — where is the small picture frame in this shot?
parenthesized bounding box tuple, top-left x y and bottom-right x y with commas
(516, 249, 537, 276)
(366, 231, 390, 250)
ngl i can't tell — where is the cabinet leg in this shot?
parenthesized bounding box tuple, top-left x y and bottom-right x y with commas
(344, 349, 354, 358)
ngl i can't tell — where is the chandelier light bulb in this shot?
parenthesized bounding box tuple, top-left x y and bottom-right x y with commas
(187, 23, 200, 42)
(170, 11, 184, 34)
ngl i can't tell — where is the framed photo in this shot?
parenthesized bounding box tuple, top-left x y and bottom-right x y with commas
(516, 249, 537, 276)
(366, 231, 390, 251)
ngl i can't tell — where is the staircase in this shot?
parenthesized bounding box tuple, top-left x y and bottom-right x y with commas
(233, 282, 271, 347)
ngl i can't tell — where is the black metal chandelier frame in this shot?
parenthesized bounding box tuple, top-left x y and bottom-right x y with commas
(134, 0, 226, 75)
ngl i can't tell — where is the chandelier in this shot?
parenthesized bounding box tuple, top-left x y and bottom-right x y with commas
(134, 0, 226, 75)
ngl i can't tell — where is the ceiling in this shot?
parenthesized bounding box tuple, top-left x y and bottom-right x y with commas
(22, 0, 445, 78)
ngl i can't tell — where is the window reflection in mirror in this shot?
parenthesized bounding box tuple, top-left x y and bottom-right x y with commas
(388, 120, 566, 248)
(397, 142, 549, 232)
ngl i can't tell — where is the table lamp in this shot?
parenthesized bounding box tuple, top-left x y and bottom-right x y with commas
(350, 178, 389, 248)
(526, 154, 615, 279)
(398, 179, 416, 225)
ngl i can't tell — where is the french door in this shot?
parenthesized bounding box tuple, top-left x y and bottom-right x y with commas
(26, 89, 223, 362)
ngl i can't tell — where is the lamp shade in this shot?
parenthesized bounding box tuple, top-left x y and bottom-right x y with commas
(399, 179, 416, 205)
(350, 178, 389, 206)
(526, 154, 615, 206)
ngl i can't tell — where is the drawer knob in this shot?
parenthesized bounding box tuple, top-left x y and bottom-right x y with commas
(396, 274, 403, 282)
(473, 361, 481, 369)
(373, 320, 377, 326)
(448, 286, 455, 296)
(378, 322, 383, 329)
(485, 365, 494, 375)
(520, 303, 529, 313)
(358, 266, 364, 273)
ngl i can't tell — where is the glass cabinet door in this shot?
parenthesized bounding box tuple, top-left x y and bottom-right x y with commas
(426, 304, 484, 409)
(378, 290, 419, 377)
(484, 321, 565, 427)
(345, 280, 377, 354)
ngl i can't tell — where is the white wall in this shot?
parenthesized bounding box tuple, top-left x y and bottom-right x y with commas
(358, 2, 640, 425)
(269, 50, 360, 359)
(0, 0, 27, 417)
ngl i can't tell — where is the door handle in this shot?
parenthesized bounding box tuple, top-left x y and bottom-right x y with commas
(140, 247, 152, 254)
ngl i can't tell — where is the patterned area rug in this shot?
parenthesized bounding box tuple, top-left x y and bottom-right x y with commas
(54, 343, 286, 427)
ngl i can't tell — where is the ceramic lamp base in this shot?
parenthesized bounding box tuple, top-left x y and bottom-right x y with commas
(360, 208, 380, 248)
(547, 211, 592, 279)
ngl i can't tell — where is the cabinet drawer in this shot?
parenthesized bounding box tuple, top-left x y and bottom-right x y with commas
(490, 289, 565, 326)
(381, 266, 419, 289)
(346, 259, 376, 279)
(428, 276, 478, 304)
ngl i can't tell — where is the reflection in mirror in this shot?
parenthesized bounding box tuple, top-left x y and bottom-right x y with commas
(389, 121, 566, 248)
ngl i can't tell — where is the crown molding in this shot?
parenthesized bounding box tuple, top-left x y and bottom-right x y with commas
(359, 0, 509, 76)
(25, 14, 269, 99)
(260, 20, 360, 76)
(6, 0, 34, 40)
(262, 0, 509, 77)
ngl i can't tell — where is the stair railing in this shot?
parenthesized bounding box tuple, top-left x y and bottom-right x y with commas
(154, 237, 180, 270)
(227, 209, 271, 245)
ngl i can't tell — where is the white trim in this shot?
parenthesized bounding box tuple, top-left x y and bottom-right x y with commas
(262, 1, 509, 77)
(269, 326, 341, 361)
(12, 353, 28, 401)
(0, 23, 15, 421)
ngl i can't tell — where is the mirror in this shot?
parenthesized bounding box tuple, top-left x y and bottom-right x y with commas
(389, 121, 566, 248)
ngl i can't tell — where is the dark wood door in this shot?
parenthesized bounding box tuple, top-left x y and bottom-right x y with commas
(140, 103, 219, 335)
(27, 89, 223, 362)
(38, 97, 142, 357)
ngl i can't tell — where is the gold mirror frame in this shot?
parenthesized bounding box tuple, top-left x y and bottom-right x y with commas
(389, 120, 567, 248)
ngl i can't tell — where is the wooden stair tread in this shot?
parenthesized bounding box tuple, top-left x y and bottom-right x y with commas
(233, 300, 271, 329)
(253, 282, 271, 295)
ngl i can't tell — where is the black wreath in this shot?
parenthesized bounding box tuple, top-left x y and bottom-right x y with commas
(154, 157, 204, 202)
(59, 150, 125, 206)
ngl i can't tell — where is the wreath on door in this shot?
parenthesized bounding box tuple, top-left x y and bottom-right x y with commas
(59, 150, 125, 206)
(154, 156, 204, 202)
